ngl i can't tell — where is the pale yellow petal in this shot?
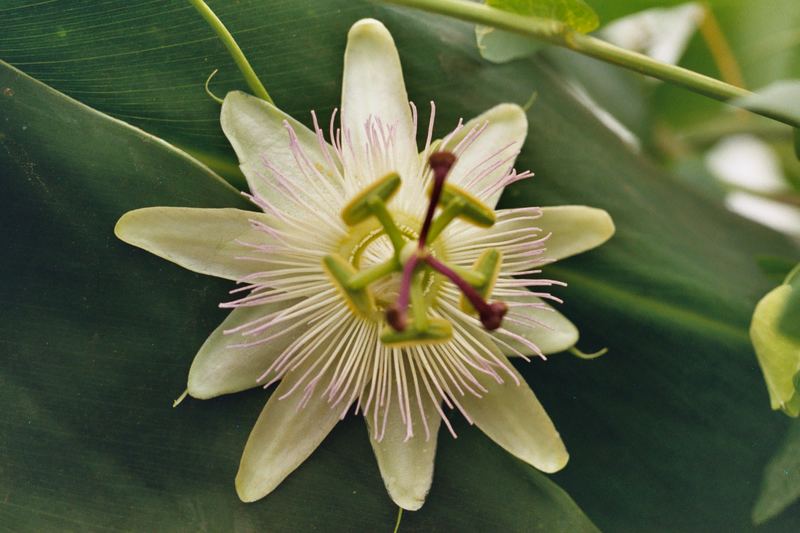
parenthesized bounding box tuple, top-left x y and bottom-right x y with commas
(188, 299, 304, 399)
(366, 390, 441, 510)
(115, 207, 272, 281)
(446, 207, 546, 273)
(441, 103, 528, 208)
(460, 359, 568, 473)
(221, 91, 342, 212)
(539, 206, 615, 262)
(236, 369, 342, 502)
(341, 19, 417, 180)
(500, 294, 579, 356)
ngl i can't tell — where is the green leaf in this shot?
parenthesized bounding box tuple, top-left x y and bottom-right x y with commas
(734, 80, 800, 129)
(0, 60, 597, 530)
(494, 0, 599, 33)
(750, 282, 800, 416)
(779, 264, 800, 341)
(3, 1, 800, 530)
(758, 256, 800, 285)
(754, 419, 800, 524)
(794, 128, 800, 160)
(476, 0, 599, 64)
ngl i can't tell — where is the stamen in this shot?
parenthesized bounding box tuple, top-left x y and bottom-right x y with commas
(386, 253, 419, 331)
(425, 255, 507, 330)
(418, 151, 456, 249)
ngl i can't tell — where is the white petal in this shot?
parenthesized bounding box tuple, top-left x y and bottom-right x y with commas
(446, 207, 546, 273)
(236, 368, 342, 502)
(539, 206, 615, 261)
(221, 91, 342, 213)
(115, 207, 273, 281)
(188, 299, 304, 399)
(341, 19, 417, 181)
(441, 103, 528, 208)
(366, 391, 441, 510)
(499, 293, 578, 356)
(459, 359, 568, 473)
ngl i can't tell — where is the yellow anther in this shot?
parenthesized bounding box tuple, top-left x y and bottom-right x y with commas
(433, 182, 496, 227)
(460, 249, 502, 314)
(380, 317, 453, 347)
(323, 254, 376, 318)
(341, 172, 401, 226)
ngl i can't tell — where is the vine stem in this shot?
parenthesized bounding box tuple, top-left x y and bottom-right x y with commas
(380, 0, 798, 128)
(393, 507, 404, 533)
(188, 0, 273, 104)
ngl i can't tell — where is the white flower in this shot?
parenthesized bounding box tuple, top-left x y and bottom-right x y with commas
(115, 18, 614, 510)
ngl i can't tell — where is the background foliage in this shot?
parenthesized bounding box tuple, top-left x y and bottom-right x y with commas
(2, 0, 799, 530)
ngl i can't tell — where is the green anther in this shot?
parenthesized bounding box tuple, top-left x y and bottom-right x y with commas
(450, 264, 486, 287)
(367, 196, 406, 254)
(435, 183, 496, 227)
(426, 197, 466, 244)
(380, 317, 453, 347)
(410, 271, 429, 332)
(341, 172, 401, 225)
(460, 248, 502, 314)
(323, 254, 376, 318)
(348, 258, 399, 290)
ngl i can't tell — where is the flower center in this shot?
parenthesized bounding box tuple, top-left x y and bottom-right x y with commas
(322, 152, 508, 347)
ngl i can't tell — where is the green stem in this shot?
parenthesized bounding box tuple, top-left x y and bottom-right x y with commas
(449, 264, 486, 287)
(566, 32, 746, 101)
(368, 197, 407, 255)
(381, 0, 798, 128)
(188, 0, 273, 104)
(427, 198, 464, 244)
(393, 507, 404, 533)
(348, 258, 398, 290)
(410, 272, 429, 332)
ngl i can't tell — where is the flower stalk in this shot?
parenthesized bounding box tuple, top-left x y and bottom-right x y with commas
(380, 0, 800, 128)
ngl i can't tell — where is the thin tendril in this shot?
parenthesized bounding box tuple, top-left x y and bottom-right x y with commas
(188, 0, 274, 104)
(172, 389, 189, 408)
(204, 69, 224, 104)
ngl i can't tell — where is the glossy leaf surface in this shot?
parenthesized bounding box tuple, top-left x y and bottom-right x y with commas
(2, 1, 800, 530)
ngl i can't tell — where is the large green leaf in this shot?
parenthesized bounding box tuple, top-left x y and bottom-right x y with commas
(755, 419, 800, 524)
(3, 0, 800, 530)
(0, 61, 597, 531)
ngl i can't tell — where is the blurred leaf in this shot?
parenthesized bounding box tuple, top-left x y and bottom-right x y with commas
(543, 47, 651, 143)
(734, 81, 800, 129)
(795, 128, 800, 160)
(780, 265, 800, 341)
(599, 2, 704, 66)
(758, 256, 800, 285)
(476, 0, 598, 64)
(754, 419, 800, 524)
(651, 0, 800, 131)
(2, 1, 800, 531)
(0, 60, 598, 531)
(750, 279, 800, 417)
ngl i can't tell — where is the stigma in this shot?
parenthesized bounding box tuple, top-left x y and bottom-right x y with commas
(322, 152, 507, 347)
